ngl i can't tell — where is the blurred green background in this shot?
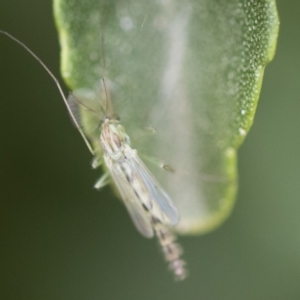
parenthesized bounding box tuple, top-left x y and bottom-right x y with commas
(0, 1, 299, 299)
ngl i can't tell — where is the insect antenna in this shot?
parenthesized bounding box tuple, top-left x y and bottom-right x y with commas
(0, 30, 94, 155)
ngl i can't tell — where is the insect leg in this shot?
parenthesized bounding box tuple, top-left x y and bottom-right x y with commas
(141, 155, 175, 173)
(91, 156, 103, 169)
(132, 126, 156, 143)
(94, 172, 110, 190)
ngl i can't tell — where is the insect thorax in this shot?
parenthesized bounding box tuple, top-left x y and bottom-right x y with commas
(100, 119, 130, 161)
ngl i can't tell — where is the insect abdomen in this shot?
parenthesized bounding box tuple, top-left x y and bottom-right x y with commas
(152, 218, 187, 281)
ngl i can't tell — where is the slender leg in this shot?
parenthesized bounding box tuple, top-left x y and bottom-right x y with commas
(132, 126, 156, 142)
(94, 172, 110, 189)
(134, 128, 175, 172)
(141, 155, 175, 173)
(91, 156, 103, 169)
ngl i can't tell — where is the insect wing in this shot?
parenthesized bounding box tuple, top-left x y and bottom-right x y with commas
(110, 163, 154, 238)
(125, 147, 179, 226)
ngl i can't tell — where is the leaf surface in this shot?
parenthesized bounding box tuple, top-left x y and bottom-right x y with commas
(54, 0, 279, 234)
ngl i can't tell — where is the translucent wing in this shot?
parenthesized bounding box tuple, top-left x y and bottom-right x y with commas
(110, 163, 154, 238)
(126, 147, 179, 226)
(108, 144, 179, 236)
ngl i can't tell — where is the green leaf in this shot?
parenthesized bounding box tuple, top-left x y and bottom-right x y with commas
(53, 0, 279, 234)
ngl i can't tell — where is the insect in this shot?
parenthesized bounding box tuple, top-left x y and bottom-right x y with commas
(0, 30, 187, 280)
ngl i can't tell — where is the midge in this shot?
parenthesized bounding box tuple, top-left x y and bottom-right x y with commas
(0, 30, 187, 280)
